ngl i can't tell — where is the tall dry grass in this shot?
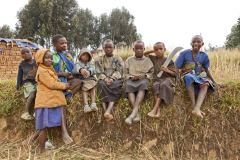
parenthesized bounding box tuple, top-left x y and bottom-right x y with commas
(100, 47, 240, 83)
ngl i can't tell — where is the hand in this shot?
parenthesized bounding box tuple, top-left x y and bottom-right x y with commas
(65, 83, 71, 90)
(131, 76, 140, 81)
(160, 66, 169, 73)
(105, 78, 113, 85)
(80, 69, 89, 78)
(62, 72, 71, 78)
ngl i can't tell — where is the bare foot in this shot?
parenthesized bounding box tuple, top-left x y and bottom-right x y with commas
(155, 110, 160, 118)
(133, 113, 141, 122)
(192, 109, 205, 118)
(147, 111, 156, 118)
(125, 116, 133, 125)
(104, 112, 114, 121)
(63, 134, 73, 145)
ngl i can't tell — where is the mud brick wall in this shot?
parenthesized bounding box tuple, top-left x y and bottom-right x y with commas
(0, 42, 37, 80)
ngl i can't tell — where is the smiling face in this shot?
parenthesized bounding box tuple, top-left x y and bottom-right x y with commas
(191, 36, 204, 52)
(103, 42, 114, 56)
(153, 43, 166, 58)
(133, 42, 145, 58)
(54, 37, 68, 52)
(43, 51, 53, 67)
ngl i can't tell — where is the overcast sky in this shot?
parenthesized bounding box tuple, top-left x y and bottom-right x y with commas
(0, 0, 239, 49)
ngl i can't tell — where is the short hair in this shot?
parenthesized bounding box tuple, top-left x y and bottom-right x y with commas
(154, 42, 165, 48)
(103, 39, 114, 47)
(52, 34, 65, 45)
(191, 35, 203, 42)
(133, 40, 145, 47)
(20, 47, 31, 54)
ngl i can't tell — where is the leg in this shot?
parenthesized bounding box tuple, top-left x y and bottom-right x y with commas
(125, 92, 136, 124)
(128, 92, 136, 107)
(130, 90, 145, 119)
(187, 84, 196, 108)
(26, 91, 36, 114)
(104, 102, 115, 121)
(61, 107, 73, 144)
(102, 102, 107, 111)
(83, 91, 92, 113)
(38, 129, 47, 153)
(90, 87, 96, 104)
(90, 87, 98, 111)
(83, 91, 88, 105)
(192, 85, 208, 118)
(148, 95, 161, 117)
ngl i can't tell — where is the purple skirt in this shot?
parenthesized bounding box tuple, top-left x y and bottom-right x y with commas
(35, 107, 62, 130)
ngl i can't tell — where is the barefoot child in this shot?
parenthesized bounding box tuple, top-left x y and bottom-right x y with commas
(175, 35, 216, 118)
(34, 49, 73, 152)
(72, 48, 98, 113)
(95, 39, 123, 121)
(124, 40, 154, 125)
(16, 47, 37, 120)
(144, 42, 176, 118)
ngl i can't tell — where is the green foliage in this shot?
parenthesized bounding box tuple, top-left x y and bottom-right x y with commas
(0, 81, 24, 116)
(99, 7, 141, 46)
(16, 1, 141, 50)
(0, 25, 15, 38)
(225, 17, 240, 49)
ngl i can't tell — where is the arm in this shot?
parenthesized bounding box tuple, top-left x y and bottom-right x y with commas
(205, 68, 216, 84)
(88, 60, 96, 76)
(202, 54, 216, 83)
(16, 64, 23, 90)
(38, 70, 67, 90)
(110, 57, 123, 80)
(123, 58, 132, 80)
(145, 61, 154, 79)
(162, 60, 177, 77)
(95, 58, 107, 80)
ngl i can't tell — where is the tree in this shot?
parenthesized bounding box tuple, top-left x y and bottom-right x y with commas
(73, 9, 100, 49)
(225, 17, 240, 49)
(99, 7, 141, 46)
(16, 0, 79, 49)
(0, 25, 15, 38)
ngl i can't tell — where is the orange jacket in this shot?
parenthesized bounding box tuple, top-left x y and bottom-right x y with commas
(35, 65, 67, 108)
(34, 49, 67, 108)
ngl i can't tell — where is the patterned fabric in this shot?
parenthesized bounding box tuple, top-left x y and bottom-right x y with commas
(95, 54, 123, 80)
(52, 50, 74, 97)
(72, 60, 97, 81)
(175, 49, 215, 92)
(175, 49, 210, 75)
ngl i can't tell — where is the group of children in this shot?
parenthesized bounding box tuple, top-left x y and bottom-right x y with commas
(16, 34, 216, 152)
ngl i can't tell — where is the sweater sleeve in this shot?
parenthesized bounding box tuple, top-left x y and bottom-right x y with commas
(124, 58, 132, 80)
(95, 58, 107, 80)
(145, 59, 154, 79)
(88, 60, 96, 76)
(110, 56, 123, 80)
(16, 64, 23, 90)
(38, 70, 67, 90)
